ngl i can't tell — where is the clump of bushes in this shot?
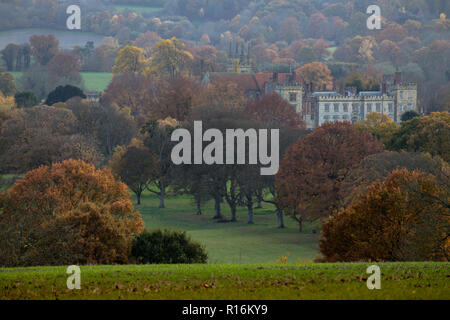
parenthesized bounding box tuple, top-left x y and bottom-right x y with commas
(131, 229, 208, 264)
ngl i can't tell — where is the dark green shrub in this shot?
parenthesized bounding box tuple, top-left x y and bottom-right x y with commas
(131, 229, 208, 264)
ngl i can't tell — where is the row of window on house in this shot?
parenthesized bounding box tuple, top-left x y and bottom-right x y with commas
(321, 102, 398, 114)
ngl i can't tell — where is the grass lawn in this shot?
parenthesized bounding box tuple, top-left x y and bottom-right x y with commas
(135, 190, 320, 264)
(80, 72, 112, 92)
(10, 72, 112, 92)
(0, 263, 448, 299)
(112, 5, 164, 14)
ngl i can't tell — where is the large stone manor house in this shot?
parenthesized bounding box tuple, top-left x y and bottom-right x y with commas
(202, 56, 418, 130)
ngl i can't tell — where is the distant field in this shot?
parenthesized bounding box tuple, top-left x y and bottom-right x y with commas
(326, 46, 337, 60)
(0, 262, 448, 299)
(81, 72, 112, 92)
(112, 5, 164, 14)
(10, 72, 112, 92)
(137, 190, 320, 264)
(0, 28, 105, 51)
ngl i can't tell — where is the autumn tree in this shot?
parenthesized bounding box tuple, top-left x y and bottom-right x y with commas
(142, 118, 179, 208)
(276, 122, 384, 231)
(388, 112, 450, 162)
(245, 93, 304, 129)
(101, 73, 157, 125)
(0, 159, 145, 266)
(297, 46, 317, 65)
(0, 105, 102, 172)
(47, 52, 82, 83)
(110, 143, 159, 205)
(355, 112, 399, 146)
(278, 17, 301, 44)
(29, 34, 59, 66)
(0, 92, 16, 135)
(14, 91, 37, 108)
(154, 77, 200, 121)
(344, 69, 381, 92)
(320, 169, 449, 262)
(146, 37, 194, 79)
(0, 68, 16, 96)
(339, 151, 447, 207)
(112, 45, 146, 75)
(67, 98, 137, 157)
(296, 62, 333, 91)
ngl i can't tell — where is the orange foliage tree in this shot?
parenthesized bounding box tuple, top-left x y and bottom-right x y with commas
(275, 122, 384, 231)
(0, 159, 144, 266)
(296, 62, 333, 90)
(320, 169, 449, 262)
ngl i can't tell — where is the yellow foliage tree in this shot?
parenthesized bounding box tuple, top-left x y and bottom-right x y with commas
(355, 112, 399, 146)
(0, 91, 17, 127)
(145, 37, 194, 79)
(112, 45, 146, 75)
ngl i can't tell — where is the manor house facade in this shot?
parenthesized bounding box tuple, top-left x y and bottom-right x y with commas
(202, 68, 418, 130)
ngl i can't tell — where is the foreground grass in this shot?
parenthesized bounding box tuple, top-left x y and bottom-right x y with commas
(0, 263, 448, 300)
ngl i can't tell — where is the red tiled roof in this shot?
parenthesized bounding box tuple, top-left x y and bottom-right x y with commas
(208, 73, 260, 92)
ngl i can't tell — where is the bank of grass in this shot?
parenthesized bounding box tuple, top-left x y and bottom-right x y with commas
(0, 262, 448, 300)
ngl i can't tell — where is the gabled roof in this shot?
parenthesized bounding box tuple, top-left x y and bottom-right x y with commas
(203, 72, 261, 92)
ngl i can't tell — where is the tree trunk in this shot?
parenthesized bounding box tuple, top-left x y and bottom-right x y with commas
(159, 182, 165, 208)
(196, 198, 202, 215)
(298, 218, 303, 232)
(136, 192, 141, 205)
(276, 206, 284, 228)
(230, 206, 237, 222)
(256, 191, 263, 208)
(213, 197, 223, 219)
(247, 200, 254, 224)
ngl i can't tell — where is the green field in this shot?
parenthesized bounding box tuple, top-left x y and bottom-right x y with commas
(0, 263, 448, 299)
(135, 190, 320, 264)
(112, 5, 164, 14)
(10, 72, 112, 92)
(80, 72, 112, 92)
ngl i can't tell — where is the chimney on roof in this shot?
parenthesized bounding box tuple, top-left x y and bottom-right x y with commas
(339, 83, 345, 96)
(273, 72, 278, 82)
